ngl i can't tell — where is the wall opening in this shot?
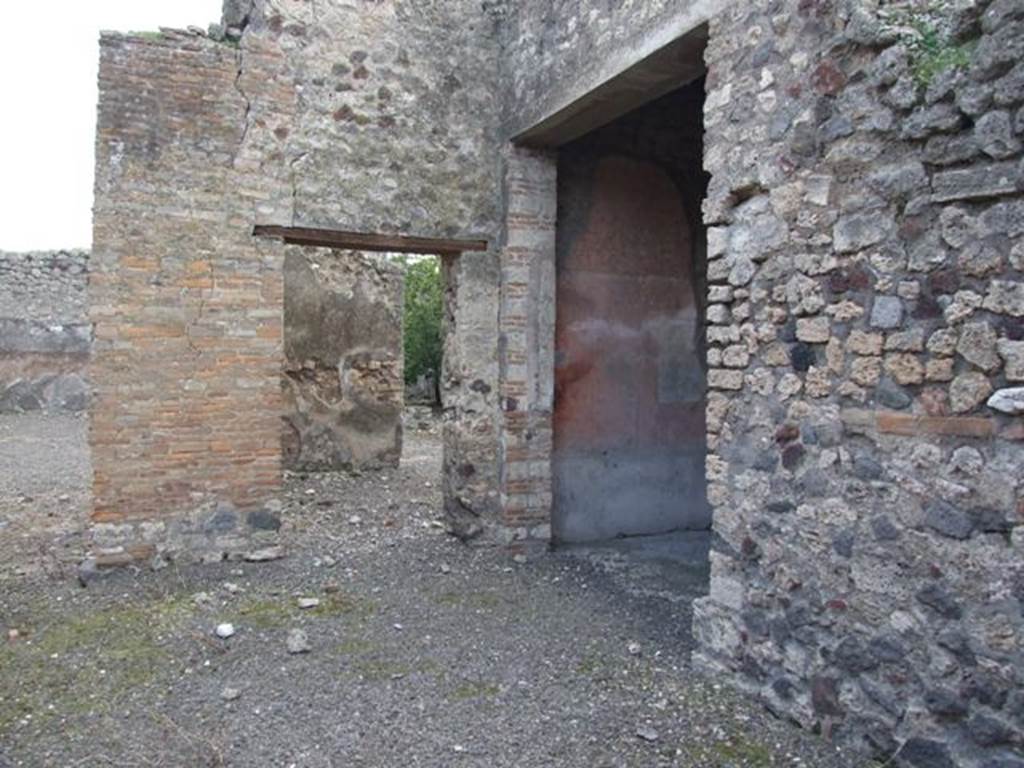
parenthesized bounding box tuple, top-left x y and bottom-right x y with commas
(281, 248, 448, 475)
(552, 79, 709, 546)
(282, 248, 406, 472)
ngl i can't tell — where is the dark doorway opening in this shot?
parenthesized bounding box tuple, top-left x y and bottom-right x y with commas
(552, 79, 710, 545)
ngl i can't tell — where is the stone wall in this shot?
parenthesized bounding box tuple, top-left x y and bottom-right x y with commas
(691, 2, 1024, 766)
(0, 250, 91, 413)
(235, 0, 504, 539)
(232, 0, 506, 542)
(282, 248, 403, 471)
(224, 0, 502, 235)
(88, 0, 1024, 759)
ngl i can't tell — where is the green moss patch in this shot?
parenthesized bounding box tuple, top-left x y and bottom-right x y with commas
(231, 591, 375, 630)
(0, 595, 194, 732)
(449, 680, 500, 702)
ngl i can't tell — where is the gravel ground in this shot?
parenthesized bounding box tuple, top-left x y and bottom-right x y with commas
(0, 413, 90, 579)
(0, 414, 871, 767)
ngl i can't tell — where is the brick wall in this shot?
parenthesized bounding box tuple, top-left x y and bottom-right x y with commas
(494, 147, 557, 545)
(89, 31, 295, 562)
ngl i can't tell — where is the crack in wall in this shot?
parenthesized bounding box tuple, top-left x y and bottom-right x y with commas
(184, 249, 215, 358)
(288, 153, 307, 227)
(233, 46, 253, 153)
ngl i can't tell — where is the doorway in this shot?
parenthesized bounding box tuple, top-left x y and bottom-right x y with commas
(552, 80, 709, 544)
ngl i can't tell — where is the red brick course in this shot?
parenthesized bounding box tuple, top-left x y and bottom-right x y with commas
(89, 32, 295, 553)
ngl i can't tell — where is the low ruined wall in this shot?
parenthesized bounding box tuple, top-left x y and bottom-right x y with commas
(0, 250, 91, 413)
(693, 2, 1024, 766)
(282, 249, 403, 471)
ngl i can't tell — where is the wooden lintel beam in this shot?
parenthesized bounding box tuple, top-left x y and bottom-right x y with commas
(252, 225, 488, 255)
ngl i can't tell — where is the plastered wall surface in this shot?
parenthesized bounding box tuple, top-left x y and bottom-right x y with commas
(553, 86, 709, 543)
(282, 248, 404, 471)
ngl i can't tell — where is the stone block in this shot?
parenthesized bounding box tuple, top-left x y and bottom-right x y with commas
(932, 160, 1020, 203)
(848, 330, 884, 356)
(988, 387, 1024, 415)
(951, 372, 995, 413)
(834, 211, 894, 254)
(796, 317, 830, 343)
(983, 281, 1024, 316)
(708, 369, 744, 391)
(870, 296, 904, 329)
(957, 321, 1001, 372)
(998, 339, 1024, 381)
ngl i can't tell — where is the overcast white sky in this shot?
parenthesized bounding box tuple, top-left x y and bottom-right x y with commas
(1, 1, 222, 251)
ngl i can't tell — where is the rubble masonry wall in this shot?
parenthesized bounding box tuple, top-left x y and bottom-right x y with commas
(691, 2, 1024, 765)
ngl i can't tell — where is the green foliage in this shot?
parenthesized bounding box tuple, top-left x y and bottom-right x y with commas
(907, 17, 973, 85)
(886, 1, 975, 85)
(397, 256, 444, 390)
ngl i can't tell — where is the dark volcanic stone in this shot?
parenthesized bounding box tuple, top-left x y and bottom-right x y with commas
(962, 668, 1011, 710)
(848, 265, 874, 291)
(916, 583, 963, 619)
(871, 516, 902, 541)
(797, 468, 830, 497)
(854, 454, 885, 480)
(981, 757, 1024, 768)
(829, 270, 851, 293)
(247, 510, 282, 531)
(204, 504, 239, 533)
(832, 636, 879, 674)
(791, 343, 815, 372)
(743, 610, 769, 638)
(938, 629, 977, 665)
(970, 507, 1014, 533)
(925, 686, 969, 718)
(897, 738, 956, 768)
(868, 634, 906, 664)
(969, 713, 1017, 747)
(912, 293, 944, 320)
(767, 499, 796, 514)
(782, 443, 806, 471)
(833, 529, 855, 558)
(925, 499, 975, 540)
(811, 676, 843, 717)
(740, 536, 761, 561)
(877, 378, 912, 409)
(928, 268, 962, 295)
(859, 677, 906, 718)
(771, 677, 795, 700)
(775, 423, 801, 444)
